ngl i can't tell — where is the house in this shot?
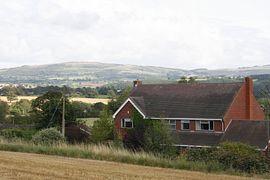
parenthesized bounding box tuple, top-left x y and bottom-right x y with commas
(113, 77, 267, 150)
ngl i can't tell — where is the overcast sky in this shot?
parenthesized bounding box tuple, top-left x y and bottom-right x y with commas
(0, 0, 270, 69)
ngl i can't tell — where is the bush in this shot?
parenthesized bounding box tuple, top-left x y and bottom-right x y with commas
(185, 142, 270, 173)
(91, 110, 114, 143)
(186, 147, 216, 162)
(0, 128, 37, 140)
(144, 120, 177, 157)
(215, 142, 270, 173)
(32, 128, 65, 146)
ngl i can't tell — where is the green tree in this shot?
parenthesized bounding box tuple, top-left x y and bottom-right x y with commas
(0, 101, 9, 123)
(107, 87, 132, 114)
(260, 85, 270, 119)
(91, 110, 114, 143)
(10, 99, 31, 116)
(31, 91, 76, 129)
(4, 86, 18, 103)
(178, 76, 188, 83)
(188, 76, 196, 83)
(144, 120, 176, 157)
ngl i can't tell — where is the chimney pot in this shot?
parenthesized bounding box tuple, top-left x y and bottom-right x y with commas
(133, 80, 142, 88)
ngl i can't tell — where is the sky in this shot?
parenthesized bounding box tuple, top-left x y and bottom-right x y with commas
(0, 0, 270, 69)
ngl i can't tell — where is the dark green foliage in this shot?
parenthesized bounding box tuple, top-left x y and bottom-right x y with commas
(185, 142, 270, 173)
(91, 110, 114, 143)
(186, 147, 216, 162)
(32, 128, 65, 146)
(10, 99, 32, 116)
(144, 120, 177, 157)
(0, 101, 9, 122)
(123, 111, 148, 150)
(31, 92, 76, 129)
(215, 142, 270, 173)
(123, 111, 176, 157)
(107, 87, 132, 114)
(0, 128, 37, 140)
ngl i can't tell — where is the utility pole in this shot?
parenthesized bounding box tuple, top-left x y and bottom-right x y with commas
(62, 95, 65, 136)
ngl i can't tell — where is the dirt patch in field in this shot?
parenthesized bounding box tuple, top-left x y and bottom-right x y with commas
(0, 151, 257, 180)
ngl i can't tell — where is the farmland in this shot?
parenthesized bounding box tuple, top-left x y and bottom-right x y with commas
(0, 96, 110, 104)
(0, 151, 257, 180)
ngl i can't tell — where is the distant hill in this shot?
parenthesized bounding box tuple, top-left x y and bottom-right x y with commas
(0, 62, 270, 86)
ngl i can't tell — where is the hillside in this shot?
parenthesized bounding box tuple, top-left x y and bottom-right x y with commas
(0, 62, 270, 86)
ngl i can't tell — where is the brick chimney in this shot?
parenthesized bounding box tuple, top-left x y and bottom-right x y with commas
(245, 77, 253, 119)
(133, 80, 142, 88)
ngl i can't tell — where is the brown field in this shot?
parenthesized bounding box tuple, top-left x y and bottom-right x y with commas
(0, 151, 257, 180)
(0, 96, 110, 104)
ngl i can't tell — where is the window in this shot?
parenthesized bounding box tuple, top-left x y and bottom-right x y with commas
(166, 120, 176, 130)
(198, 120, 214, 131)
(181, 120, 190, 130)
(121, 118, 133, 128)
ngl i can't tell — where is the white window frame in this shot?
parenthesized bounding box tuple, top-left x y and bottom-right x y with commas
(181, 120, 190, 130)
(121, 118, 133, 128)
(166, 120, 176, 130)
(199, 120, 214, 131)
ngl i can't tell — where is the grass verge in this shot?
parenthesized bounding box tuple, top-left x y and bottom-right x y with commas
(0, 140, 267, 179)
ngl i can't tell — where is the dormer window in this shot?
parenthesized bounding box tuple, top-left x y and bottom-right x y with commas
(121, 118, 133, 128)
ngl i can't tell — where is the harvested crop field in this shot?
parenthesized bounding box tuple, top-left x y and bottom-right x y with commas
(0, 96, 110, 104)
(0, 151, 257, 180)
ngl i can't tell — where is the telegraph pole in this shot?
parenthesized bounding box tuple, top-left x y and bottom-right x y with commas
(62, 95, 65, 136)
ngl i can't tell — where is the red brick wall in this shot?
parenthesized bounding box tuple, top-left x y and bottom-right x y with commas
(190, 121, 195, 131)
(114, 101, 134, 137)
(176, 120, 181, 130)
(223, 79, 265, 129)
(214, 121, 223, 131)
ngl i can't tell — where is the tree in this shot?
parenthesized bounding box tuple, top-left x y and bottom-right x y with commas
(10, 99, 31, 116)
(107, 87, 132, 114)
(91, 110, 114, 143)
(0, 101, 9, 123)
(178, 76, 188, 83)
(188, 76, 196, 83)
(260, 85, 270, 120)
(3, 86, 18, 103)
(31, 91, 76, 129)
(178, 76, 196, 84)
(123, 110, 176, 156)
(144, 120, 176, 157)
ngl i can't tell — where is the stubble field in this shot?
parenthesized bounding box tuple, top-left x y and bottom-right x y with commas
(0, 151, 258, 180)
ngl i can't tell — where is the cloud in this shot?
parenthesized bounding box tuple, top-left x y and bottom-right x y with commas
(0, 0, 270, 69)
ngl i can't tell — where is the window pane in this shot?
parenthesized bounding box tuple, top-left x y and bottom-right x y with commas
(201, 123, 209, 130)
(125, 121, 133, 128)
(210, 121, 213, 130)
(181, 120, 190, 130)
(122, 118, 133, 128)
(183, 123, 190, 130)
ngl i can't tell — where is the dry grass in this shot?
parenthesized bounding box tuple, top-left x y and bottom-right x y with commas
(0, 151, 257, 180)
(0, 96, 110, 104)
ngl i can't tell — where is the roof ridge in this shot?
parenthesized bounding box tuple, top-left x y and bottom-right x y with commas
(139, 82, 244, 86)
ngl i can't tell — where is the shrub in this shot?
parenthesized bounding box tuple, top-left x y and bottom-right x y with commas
(32, 128, 65, 146)
(0, 128, 37, 140)
(185, 142, 270, 173)
(144, 120, 177, 157)
(215, 142, 270, 173)
(91, 110, 114, 143)
(186, 147, 216, 162)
